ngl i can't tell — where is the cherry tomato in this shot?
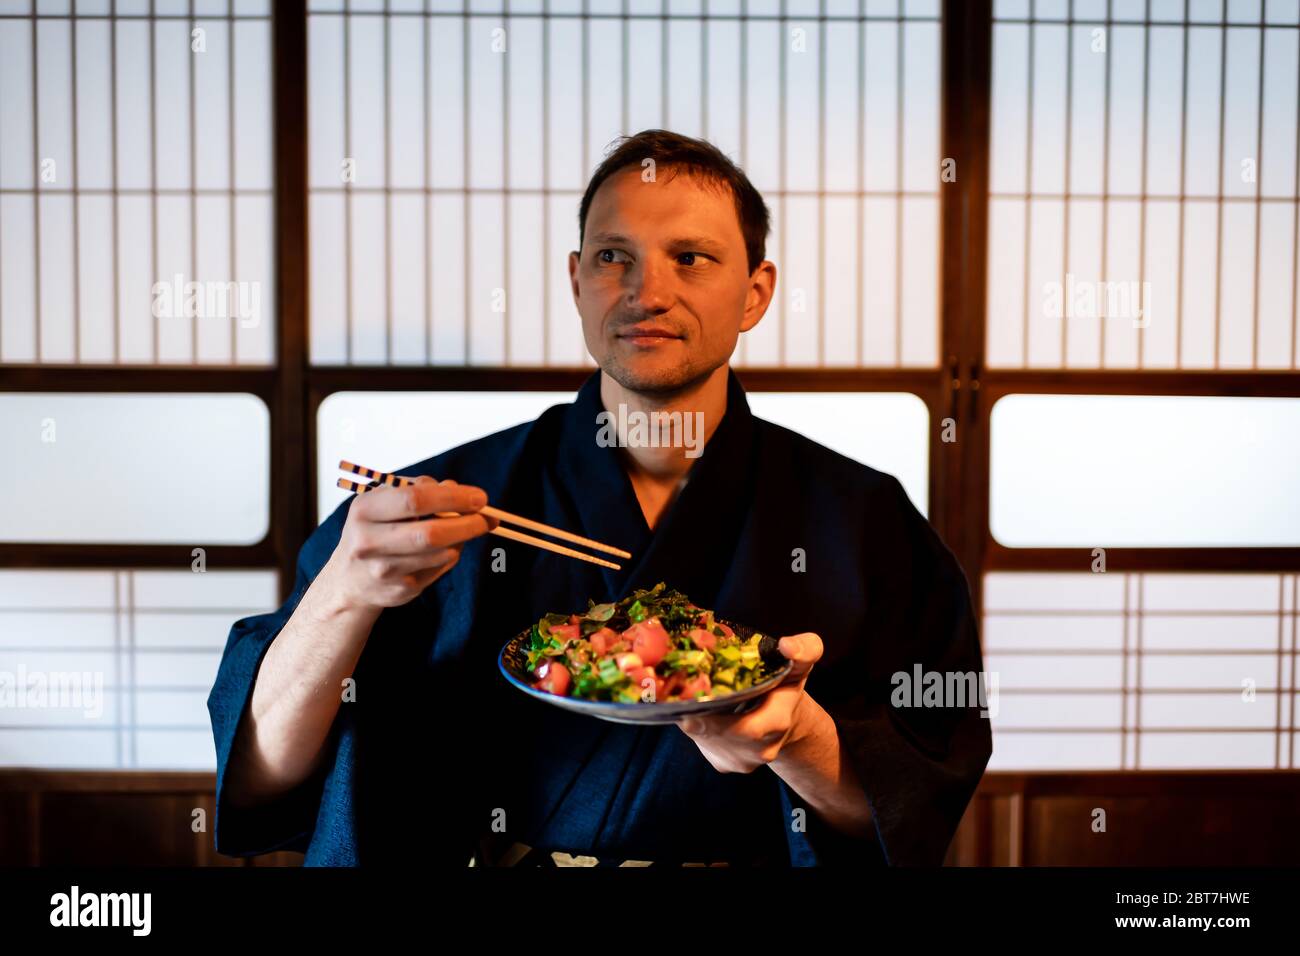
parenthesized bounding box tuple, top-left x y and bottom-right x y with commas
(589, 627, 618, 656)
(625, 617, 671, 667)
(532, 660, 571, 696)
(550, 622, 581, 642)
(688, 627, 716, 651)
(681, 673, 712, 699)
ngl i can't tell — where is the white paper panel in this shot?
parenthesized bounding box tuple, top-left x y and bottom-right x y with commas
(0, 7, 274, 366)
(983, 572, 1299, 771)
(317, 390, 930, 522)
(0, 393, 270, 544)
(307, 5, 941, 368)
(0, 569, 277, 770)
(988, 11, 1300, 369)
(990, 395, 1300, 547)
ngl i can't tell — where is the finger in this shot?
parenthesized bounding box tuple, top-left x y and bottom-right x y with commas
(429, 477, 501, 529)
(372, 547, 463, 579)
(678, 707, 790, 749)
(366, 513, 495, 557)
(677, 707, 749, 738)
(778, 632, 823, 685)
(354, 476, 490, 523)
(428, 481, 504, 535)
(677, 717, 708, 736)
(407, 556, 459, 589)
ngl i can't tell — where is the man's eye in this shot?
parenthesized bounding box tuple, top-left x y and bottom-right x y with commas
(597, 249, 626, 264)
(678, 252, 709, 266)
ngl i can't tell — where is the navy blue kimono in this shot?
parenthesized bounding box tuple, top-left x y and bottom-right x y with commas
(207, 369, 992, 866)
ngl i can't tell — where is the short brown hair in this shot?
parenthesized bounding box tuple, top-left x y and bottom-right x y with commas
(577, 129, 772, 275)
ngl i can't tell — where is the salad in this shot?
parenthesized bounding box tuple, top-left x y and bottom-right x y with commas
(525, 582, 781, 703)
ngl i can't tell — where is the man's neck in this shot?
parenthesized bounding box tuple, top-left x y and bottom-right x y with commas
(599, 365, 730, 484)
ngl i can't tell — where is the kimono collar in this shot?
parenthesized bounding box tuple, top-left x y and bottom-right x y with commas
(554, 367, 760, 603)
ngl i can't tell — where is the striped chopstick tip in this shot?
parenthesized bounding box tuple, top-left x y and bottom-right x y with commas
(338, 459, 380, 479)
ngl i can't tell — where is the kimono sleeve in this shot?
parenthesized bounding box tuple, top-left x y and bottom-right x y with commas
(781, 475, 992, 866)
(205, 498, 354, 857)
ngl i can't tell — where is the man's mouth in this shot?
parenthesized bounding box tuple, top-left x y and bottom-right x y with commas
(617, 325, 682, 346)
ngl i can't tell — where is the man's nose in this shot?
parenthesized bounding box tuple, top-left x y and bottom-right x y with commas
(624, 257, 673, 313)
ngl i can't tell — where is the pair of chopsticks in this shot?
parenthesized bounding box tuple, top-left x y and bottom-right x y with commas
(336, 460, 631, 571)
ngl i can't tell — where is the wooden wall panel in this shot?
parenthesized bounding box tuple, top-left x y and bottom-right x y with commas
(0, 792, 34, 865)
(40, 794, 199, 866)
(4, 770, 1297, 866)
(950, 771, 1300, 866)
(1021, 795, 1300, 867)
(0, 771, 298, 867)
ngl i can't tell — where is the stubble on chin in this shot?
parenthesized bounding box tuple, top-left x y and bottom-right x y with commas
(599, 353, 715, 396)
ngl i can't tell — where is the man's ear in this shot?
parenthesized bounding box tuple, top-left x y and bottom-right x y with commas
(740, 260, 777, 333)
(568, 250, 581, 302)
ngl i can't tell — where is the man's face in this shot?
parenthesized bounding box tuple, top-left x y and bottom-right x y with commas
(569, 165, 776, 394)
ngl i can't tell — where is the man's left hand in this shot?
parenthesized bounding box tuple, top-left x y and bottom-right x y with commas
(674, 632, 823, 773)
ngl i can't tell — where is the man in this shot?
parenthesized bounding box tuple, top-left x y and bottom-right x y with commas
(208, 129, 991, 867)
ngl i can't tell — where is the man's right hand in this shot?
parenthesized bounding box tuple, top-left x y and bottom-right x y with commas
(223, 476, 497, 809)
(322, 476, 499, 613)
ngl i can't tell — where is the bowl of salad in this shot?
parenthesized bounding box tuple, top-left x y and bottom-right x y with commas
(498, 582, 792, 724)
